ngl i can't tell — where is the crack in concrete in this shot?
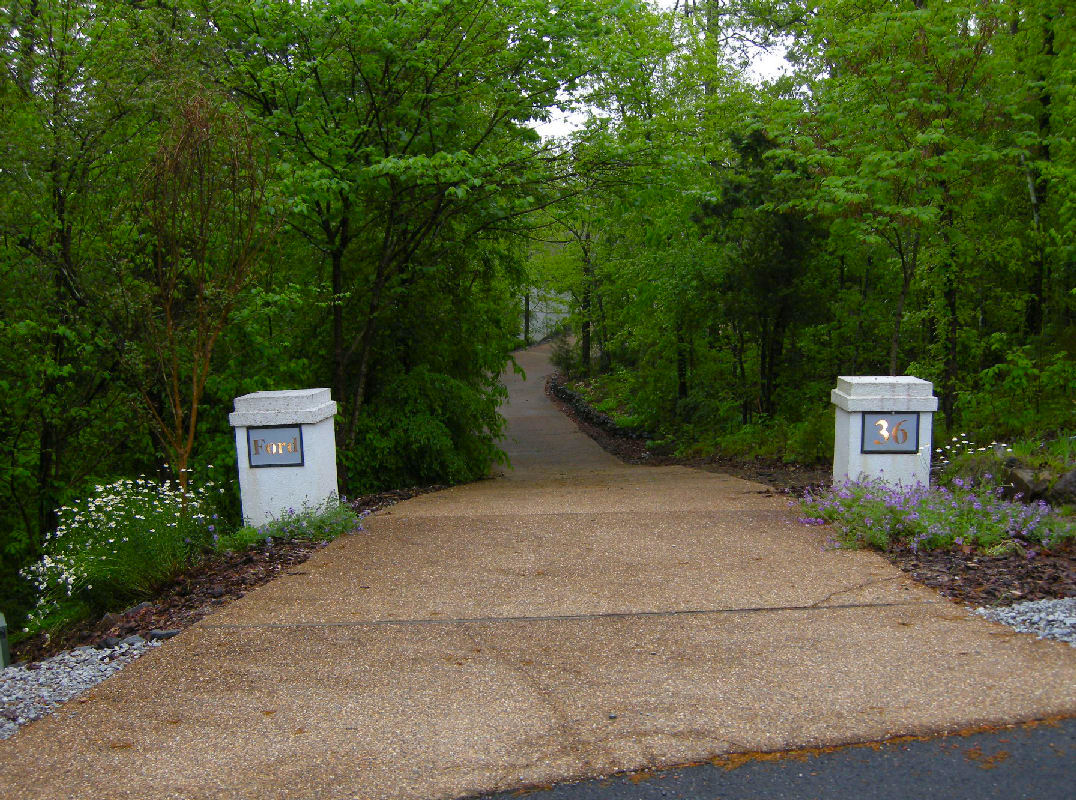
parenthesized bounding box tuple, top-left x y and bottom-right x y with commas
(200, 599, 941, 630)
(808, 575, 905, 608)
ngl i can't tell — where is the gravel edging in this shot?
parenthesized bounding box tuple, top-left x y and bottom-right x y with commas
(1, 639, 160, 739)
(976, 597, 1076, 647)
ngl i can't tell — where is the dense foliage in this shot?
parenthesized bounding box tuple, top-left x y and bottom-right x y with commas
(540, 0, 1075, 463)
(0, 0, 639, 628)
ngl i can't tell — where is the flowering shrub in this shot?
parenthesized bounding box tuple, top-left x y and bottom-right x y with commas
(214, 495, 362, 552)
(22, 472, 218, 630)
(800, 477, 1074, 555)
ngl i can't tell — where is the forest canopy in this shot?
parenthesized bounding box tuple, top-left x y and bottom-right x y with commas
(535, 0, 1074, 462)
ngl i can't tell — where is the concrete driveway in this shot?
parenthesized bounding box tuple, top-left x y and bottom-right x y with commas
(2, 344, 1073, 799)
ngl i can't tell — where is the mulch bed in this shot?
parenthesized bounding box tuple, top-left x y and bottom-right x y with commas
(885, 543, 1076, 608)
(545, 373, 1075, 610)
(11, 486, 442, 664)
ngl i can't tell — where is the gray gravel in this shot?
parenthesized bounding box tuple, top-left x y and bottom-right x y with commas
(1, 639, 159, 739)
(976, 597, 1076, 647)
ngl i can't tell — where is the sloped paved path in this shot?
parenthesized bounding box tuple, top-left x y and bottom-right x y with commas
(2, 344, 1074, 799)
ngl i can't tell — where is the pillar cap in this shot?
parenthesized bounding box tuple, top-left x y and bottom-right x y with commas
(229, 389, 337, 427)
(831, 376, 938, 412)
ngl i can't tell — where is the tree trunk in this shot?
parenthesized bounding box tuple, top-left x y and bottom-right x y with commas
(596, 294, 612, 371)
(580, 239, 593, 377)
(759, 317, 785, 418)
(731, 323, 749, 424)
(938, 199, 959, 429)
(943, 277, 958, 429)
(888, 233, 917, 376)
(1024, 12, 1054, 336)
(675, 325, 689, 402)
(851, 255, 871, 374)
(523, 291, 530, 345)
(345, 269, 388, 449)
(331, 245, 345, 401)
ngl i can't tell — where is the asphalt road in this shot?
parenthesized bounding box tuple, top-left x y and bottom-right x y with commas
(475, 717, 1076, 800)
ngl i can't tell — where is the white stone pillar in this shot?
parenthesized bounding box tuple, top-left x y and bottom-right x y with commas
(229, 388, 338, 527)
(831, 376, 938, 488)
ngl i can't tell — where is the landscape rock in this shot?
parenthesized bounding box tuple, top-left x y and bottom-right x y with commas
(147, 629, 180, 641)
(120, 635, 145, 647)
(1003, 467, 1049, 501)
(98, 612, 122, 629)
(547, 374, 651, 441)
(1048, 468, 1076, 506)
(1, 640, 157, 740)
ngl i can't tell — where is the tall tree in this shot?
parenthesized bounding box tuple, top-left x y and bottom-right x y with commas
(218, 0, 639, 448)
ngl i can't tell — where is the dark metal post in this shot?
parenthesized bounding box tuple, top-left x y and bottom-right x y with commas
(0, 611, 10, 668)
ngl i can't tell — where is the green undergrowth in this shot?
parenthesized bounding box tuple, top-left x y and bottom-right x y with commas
(214, 497, 363, 552)
(565, 371, 649, 432)
(563, 371, 833, 465)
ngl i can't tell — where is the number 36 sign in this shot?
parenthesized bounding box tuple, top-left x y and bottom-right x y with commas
(861, 412, 920, 454)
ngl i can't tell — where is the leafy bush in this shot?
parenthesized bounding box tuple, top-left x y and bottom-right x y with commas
(959, 348, 1076, 440)
(215, 497, 362, 552)
(340, 366, 507, 493)
(549, 331, 579, 377)
(800, 477, 1074, 555)
(21, 472, 220, 632)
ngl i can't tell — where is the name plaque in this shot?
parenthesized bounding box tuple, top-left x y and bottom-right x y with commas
(247, 425, 304, 468)
(861, 412, 920, 454)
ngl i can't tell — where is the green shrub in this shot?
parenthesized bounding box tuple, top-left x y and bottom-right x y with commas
(340, 366, 507, 493)
(215, 497, 362, 552)
(958, 348, 1076, 440)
